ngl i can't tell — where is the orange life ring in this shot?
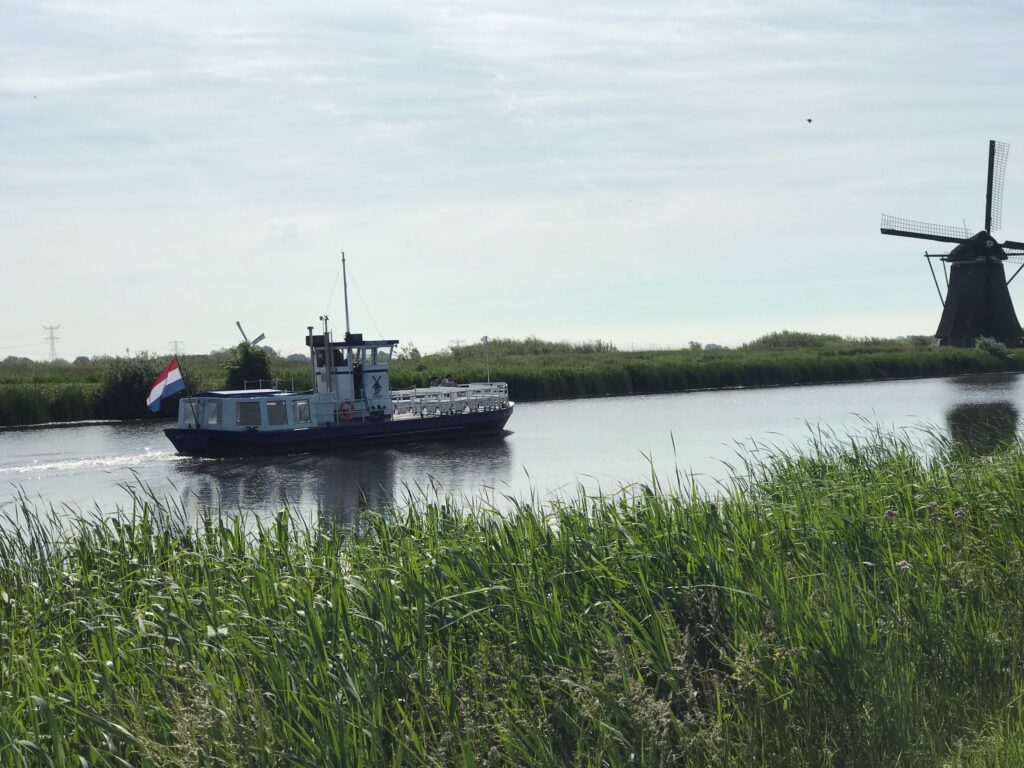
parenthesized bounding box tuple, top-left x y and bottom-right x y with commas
(337, 401, 354, 422)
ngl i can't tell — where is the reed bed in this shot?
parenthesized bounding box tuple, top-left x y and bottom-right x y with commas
(0, 384, 98, 427)
(2, 433, 1024, 766)
(2, 334, 1021, 426)
(391, 337, 1022, 400)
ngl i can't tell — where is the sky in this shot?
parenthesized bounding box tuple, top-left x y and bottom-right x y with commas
(4, 0, 1024, 360)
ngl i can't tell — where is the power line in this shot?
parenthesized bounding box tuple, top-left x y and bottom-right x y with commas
(42, 324, 60, 362)
(170, 339, 184, 355)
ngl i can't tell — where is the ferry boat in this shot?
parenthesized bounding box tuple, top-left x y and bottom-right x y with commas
(164, 262, 513, 457)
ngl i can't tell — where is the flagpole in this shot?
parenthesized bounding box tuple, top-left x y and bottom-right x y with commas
(482, 336, 490, 383)
(178, 355, 200, 426)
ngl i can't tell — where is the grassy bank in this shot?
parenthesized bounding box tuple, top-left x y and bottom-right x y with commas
(0, 383, 98, 426)
(2, 434, 1024, 765)
(391, 333, 1024, 399)
(2, 332, 1022, 426)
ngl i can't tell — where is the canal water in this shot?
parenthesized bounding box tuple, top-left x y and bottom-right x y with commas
(1, 373, 1021, 525)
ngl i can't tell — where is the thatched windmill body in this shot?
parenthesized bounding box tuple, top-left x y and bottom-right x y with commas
(881, 140, 1024, 347)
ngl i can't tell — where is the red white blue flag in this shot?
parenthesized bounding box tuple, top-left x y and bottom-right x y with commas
(147, 357, 186, 412)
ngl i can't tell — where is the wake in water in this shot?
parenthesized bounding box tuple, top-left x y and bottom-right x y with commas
(0, 448, 184, 476)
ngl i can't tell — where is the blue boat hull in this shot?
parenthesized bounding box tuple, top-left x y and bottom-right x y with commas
(165, 406, 513, 457)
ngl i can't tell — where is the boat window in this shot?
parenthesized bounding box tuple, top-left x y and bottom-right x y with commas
(236, 401, 261, 426)
(332, 347, 346, 367)
(266, 400, 288, 426)
(293, 399, 311, 424)
(180, 401, 199, 427)
(376, 347, 392, 364)
(205, 400, 222, 425)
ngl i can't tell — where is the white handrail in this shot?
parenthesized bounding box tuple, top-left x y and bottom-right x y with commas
(390, 382, 509, 416)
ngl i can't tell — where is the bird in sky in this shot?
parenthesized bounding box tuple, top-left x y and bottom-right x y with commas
(806, 118, 812, 123)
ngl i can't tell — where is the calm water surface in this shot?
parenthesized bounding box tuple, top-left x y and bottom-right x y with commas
(1, 373, 1021, 524)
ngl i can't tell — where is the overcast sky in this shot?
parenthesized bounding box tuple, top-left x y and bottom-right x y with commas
(4, 0, 1024, 360)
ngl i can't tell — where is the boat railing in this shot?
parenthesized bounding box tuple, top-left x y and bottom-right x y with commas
(391, 382, 509, 416)
(244, 378, 295, 391)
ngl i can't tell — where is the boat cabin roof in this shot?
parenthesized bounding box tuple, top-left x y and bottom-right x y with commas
(196, 389, 289, 399)
(305, 333, 399, 349)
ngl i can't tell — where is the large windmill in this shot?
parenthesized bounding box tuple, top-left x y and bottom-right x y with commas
(881, 140, 1024, 347)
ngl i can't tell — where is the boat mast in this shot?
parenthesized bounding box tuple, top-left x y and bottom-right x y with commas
(341, 251, 351, 336)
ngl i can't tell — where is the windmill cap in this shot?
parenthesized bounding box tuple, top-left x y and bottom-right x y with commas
(948, 230, 1007, 261)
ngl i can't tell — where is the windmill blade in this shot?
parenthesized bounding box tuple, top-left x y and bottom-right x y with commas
(880, 214, 970, 244)
(251, 333, 266, 345)
(1001, 239, 1024, 250)
(235, 321, 249, 343)
(985, 140, 1009, 233)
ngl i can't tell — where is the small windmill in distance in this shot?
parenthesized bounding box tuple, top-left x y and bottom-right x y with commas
(236, 321, 266, 346)
(881, 140, 1024, 347)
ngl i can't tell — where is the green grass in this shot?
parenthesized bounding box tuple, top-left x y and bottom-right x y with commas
(391, 334, 1024, 399)
(0, 383, 99, 425)
(2, 332, 1022, 426)
(2, 431, 1024, 765)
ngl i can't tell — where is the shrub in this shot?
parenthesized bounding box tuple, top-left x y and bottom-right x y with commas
(95, 355, 160, 419)
(741, 330, 846, 350)
(974, 336, 1013, 359)
(224, 343, 273, 389)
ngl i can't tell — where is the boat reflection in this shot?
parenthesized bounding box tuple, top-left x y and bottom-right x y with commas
(168, 434, 514, 526)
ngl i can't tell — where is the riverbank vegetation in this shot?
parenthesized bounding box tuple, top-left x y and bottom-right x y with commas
(2, 432, 1023, 765)
(2, 332, 1022, 426)
(392, 332, 1023, 400)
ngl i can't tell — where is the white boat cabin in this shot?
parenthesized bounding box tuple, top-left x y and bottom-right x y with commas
(307, 328, 398, 422)
(175, 327, 510, 431)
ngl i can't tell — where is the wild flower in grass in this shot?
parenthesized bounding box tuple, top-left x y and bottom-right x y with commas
(953, 506, 968, 520)
(896, 560, 912, 571)
(884, 508, 897, 519)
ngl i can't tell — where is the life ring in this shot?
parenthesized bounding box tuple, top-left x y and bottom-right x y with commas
(337, 401, 354, 422)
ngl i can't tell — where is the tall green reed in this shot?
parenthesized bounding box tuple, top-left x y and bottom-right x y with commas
(1, 433, 1024, 765)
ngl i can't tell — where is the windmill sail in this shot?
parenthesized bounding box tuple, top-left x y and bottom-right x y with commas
(986, 140, 1009, 233)
(879, 215, 969, 244)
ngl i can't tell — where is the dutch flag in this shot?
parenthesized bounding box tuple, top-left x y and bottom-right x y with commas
(147, 357, 186, 413)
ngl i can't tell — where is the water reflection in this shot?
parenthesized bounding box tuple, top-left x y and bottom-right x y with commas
(169, 434, 514, 525)
(943, 374, 1022, 455)
(945, 401, 1020, 455)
